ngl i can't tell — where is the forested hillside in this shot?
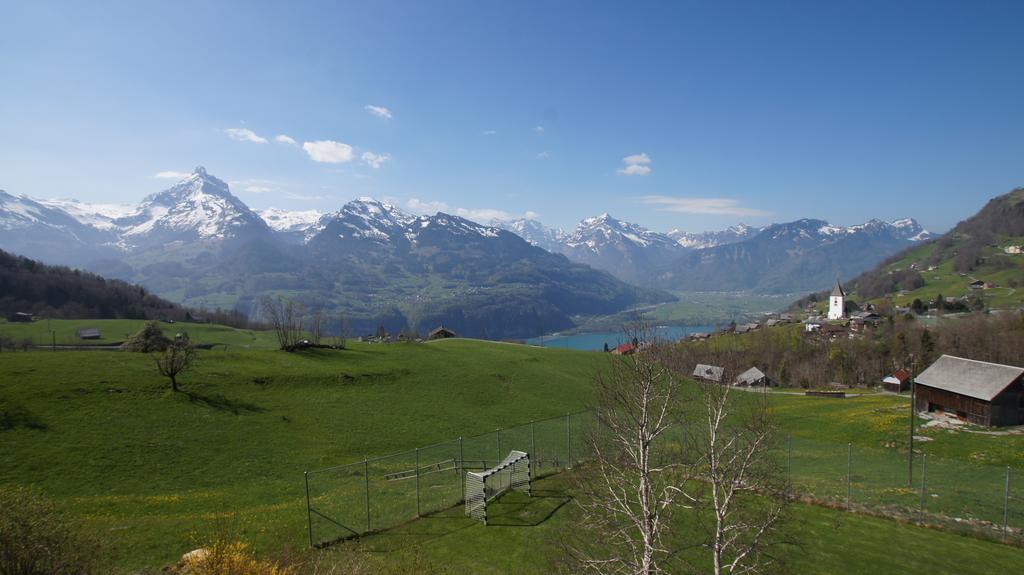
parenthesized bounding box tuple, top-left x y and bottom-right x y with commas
(0, 249, 249, 326)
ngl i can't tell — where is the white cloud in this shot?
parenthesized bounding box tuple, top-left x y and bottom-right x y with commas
(532, 125, 545, 133)
(274, 134, 297, 146)
(482, 130, 497, 136)
(640, 195, 770, 217)
(285, 191, 329, 201)
(244, 185, 273, 194)
(617, 153, 652, 176)
(537, 151, 551, 159)
(361, 151, 391, 169)
(302, 140, 354, 163)
(406, 198, 449, 214)
(224, 128, 268, 144)
(457, 207, 513, 222)
(524, 210, 540, 220)
(154, 170, 190, 179)
(365, 104, 393, 120)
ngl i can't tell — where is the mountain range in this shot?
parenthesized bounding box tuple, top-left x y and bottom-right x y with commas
(489, 213, 931, 292)
(0, 166, 937, 335)
(0, 168, 668, 338)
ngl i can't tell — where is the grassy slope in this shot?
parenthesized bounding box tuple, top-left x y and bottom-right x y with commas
(329, 473, 1024, 575)
(3, 327, 1024, 571)
(0, 318, 282, 347)
(645, 291, 794, 324)
(0, 338, 600, 571)
(808, 236, 1024, 314)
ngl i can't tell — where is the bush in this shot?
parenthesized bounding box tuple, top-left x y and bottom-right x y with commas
(0, 485, 99, 574)
(180, 538, 294, 575)
(122, 320, 171, 352)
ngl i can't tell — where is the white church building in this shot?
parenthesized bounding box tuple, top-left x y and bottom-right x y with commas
(828, 277, 846, 320)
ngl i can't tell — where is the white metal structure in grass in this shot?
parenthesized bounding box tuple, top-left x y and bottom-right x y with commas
(465, 450, 531, 524)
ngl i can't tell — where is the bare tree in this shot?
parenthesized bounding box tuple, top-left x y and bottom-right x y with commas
(309, 309, 325, 346)
(682, 374, 785, 575)
(570, 338, 688, 574)
(260, 295, 305, 350)
(154, 339, 196, 392)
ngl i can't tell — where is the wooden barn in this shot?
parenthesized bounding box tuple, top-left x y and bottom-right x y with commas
(914, 355, 1024, 427)
(734, 366, 775, 387)
(693, 364, 724, 383)
(428, 326, 457, 340)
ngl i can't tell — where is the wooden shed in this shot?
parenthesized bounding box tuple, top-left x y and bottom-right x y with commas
(693, 364, 724, 383)
(734, 366, 775, 387)
(914, 355, 1024, 427)
(76, 328, 102, 340)
(882, 369, 911, 393)
(428, 326, 457, 340)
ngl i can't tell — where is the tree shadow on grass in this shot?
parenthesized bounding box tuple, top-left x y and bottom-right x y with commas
(183, 391, 265, 414)
(0, 402, 48, 431)
(484, 489, 573, 527)
(354, 489, 573, 553)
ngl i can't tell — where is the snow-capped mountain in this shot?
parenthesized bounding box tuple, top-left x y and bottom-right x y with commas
(257, 207, 324, 234)
(114, 167, 272, 249)
(557, 213, 683, 284)
(0, 189, 120, 265)
(668, 223, 763, 249)
(490, 218, 566, 252)
(659, 217, 935, 293)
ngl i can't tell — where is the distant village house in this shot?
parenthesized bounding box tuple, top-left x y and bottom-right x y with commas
(734, 366, 775, 387)
(428, 326, 457, 340)
(881, 369, 911, 393)
(692, 364, 725, 383)
(7, 312, 33, 323)
(76, 328, 101, 340)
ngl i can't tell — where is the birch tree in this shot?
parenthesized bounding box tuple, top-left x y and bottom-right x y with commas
(570, 340, 689, 574)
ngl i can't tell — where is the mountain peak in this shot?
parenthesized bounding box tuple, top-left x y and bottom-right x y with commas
(193, 166, 207, 176)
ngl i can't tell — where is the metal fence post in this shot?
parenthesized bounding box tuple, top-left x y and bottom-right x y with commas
(415, 447, 421, 517)
(304, 471, 313, 548)
(497, 428, 502, 462)
(566, 413, 572, 467)
(531, 420, 537, 476)
(364, 459, 370, 532)
(919, 453, 927, 520)
(459, 436, 465, 502)
(846, 443, 852, 510)
(787, 434, 792, 498)
(1004, 466, 1011, 541)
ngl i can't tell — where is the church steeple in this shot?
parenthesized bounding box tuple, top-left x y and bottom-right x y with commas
(831, 275, 845, 297)
(828, 274, 846, 320)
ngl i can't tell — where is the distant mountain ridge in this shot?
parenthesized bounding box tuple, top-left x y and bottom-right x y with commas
(0, 168, 669, 339)
(492, 211, 931, 293)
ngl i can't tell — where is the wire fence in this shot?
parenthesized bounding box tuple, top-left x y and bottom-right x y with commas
(304, 411, 594, 547)
(304, 411, 1024, 547)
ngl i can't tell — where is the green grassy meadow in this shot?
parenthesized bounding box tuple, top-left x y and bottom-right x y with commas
(0, 318, 283, 348)
(3, 320, 1024, 572)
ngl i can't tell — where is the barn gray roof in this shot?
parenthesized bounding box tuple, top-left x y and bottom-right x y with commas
(735, 367, 766, 385)
(915, 355, 1024, 402)
(693, 364, 724, 382)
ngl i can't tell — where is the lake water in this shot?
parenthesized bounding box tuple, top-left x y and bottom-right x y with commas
(525, 325, 717, 351)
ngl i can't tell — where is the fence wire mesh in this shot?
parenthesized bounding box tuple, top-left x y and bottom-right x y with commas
(305, 411, 1023, 547)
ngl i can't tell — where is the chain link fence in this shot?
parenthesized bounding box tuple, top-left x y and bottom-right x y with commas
(304, 411, 595, 547)
(304, 411, 1022, 547)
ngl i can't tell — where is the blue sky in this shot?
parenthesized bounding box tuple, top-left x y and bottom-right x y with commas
(1, 0, 1022, 233)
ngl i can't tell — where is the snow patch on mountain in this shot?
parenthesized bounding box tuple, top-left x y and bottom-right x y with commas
(257, 207, 324, 233)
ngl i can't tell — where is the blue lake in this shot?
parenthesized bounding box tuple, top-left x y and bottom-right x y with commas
(525, 325, 717, 351)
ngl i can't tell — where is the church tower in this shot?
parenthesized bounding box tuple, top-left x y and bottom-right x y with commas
(828, 276, 846, 320)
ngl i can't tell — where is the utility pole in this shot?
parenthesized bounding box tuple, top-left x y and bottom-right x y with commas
(908, 355, 917, 486)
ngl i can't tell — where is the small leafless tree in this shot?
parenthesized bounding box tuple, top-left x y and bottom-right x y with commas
(683, 376, 785, 575)
(260, 295, 305, 350)
(309, 309, 325, 346)
(334, 314, 349, 349)
(154, 339, 196, 392)
(570, 337, 688, 574)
